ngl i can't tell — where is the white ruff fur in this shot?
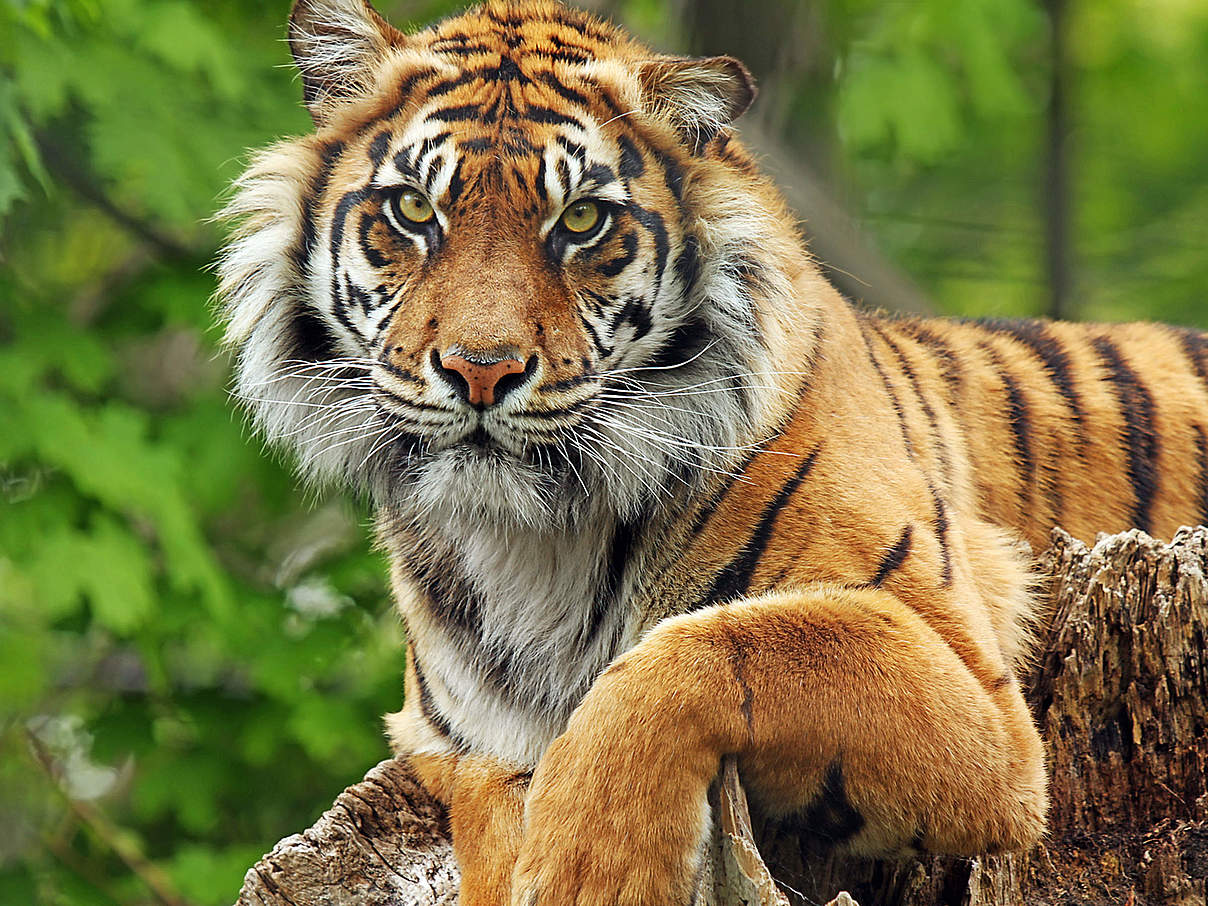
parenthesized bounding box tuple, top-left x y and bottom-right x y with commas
(391, 507, 640, 765)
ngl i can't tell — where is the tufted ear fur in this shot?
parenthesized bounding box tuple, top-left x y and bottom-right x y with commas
(638, 55, 756, 152)
(288, 0, 405, 124)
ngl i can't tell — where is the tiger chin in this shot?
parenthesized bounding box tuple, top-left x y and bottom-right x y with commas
(218, 1, 1208, 904)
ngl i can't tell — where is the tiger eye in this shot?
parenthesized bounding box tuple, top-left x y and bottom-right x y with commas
(396, 189, 435, 224)
(560, 200, 601, 234)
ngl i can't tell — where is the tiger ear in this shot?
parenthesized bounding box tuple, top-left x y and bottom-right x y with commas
(288, 0, 406, 124)
(638, 55, 757, 152)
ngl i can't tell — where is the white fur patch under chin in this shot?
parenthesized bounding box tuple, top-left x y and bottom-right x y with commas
(399, 448, 578, 531)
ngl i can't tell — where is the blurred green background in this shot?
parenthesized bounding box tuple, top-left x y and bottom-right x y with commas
(1, 0, 1206, 903)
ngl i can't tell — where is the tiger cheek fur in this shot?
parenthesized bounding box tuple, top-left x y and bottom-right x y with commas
(218, 1, 1208, 904)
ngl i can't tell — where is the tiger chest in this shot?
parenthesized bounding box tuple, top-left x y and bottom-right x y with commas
(399, 520, 648, 766)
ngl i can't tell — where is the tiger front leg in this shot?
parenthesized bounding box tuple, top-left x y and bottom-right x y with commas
(510, 584, 1048, 906)
(407, 751, 529, 906)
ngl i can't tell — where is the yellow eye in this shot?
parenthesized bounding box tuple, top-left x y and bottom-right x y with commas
(395, 189, 435, 224)
(559, 199, 601, 234)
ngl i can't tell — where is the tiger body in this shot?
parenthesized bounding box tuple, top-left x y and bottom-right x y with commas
(219, 1, 1208, 903)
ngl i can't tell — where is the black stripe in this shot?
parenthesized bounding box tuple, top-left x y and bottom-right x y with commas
(533, 156, 548, 201)
(627, 204, 669, 285)
(428, 104, 482, 122)
(861, 320, 917, 459)
(327, 185, 375, 337)
(282, 308, 339, 363)
(598, 231, 638, 277)
(1092, 336, 1159, 531)
(426, 70, 478, 97)
(674, 235, 701, 297)
(871, 525, 913, 587)
(874, 325, 953, 489)
(367, 130, 391, 166)
(554, 9, 615, 43)
(525, 104, 583, 128)
(535, 71, 589, 107)
(580, 312, 612, 359)
(580, 163, 616, 189)
(688, 449, 762, 534)
(555, 134, 586, 164)
(701, 446, 820, 605)
(647, 316, 711, 371)
(1177, 327, 1208, 385)
(381, 67, 439, 121)
(579, 520, 638, 647)
(979, 318, 1085, 427)
(617, 134, 645, 180)
(864, 321, 952, 586)
(1195, 424, 1208, 529)
(610, 296, 652, 342)
(790, 760, 865, 844)
(357, 212, 389, 268)
(651, 147, 684, 203)
(430, 41, 494, 56)
(412, 654, 469, 752)
(461, 136, 493, 153)
(530, 48, 591, 65)
(409, 551, 482, 636)
(896, 321, 963, 399)
(932, 492, 953, 585)
(981, 342, 1035, 514)
(296, 140, 344, 268)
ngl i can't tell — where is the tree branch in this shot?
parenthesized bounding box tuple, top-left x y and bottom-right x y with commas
(36, 136, 194, 262)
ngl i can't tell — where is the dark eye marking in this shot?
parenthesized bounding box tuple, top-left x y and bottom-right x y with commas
(548, 201, 615, 259)
(598, 230, 638, 278)
(380, 187, 440, 250)
(357, 211, 390, 268)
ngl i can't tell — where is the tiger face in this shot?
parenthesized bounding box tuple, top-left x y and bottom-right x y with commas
(220, 0, 801, 529)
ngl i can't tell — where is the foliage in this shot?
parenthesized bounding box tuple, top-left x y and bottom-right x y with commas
(1, 0, 1206, 903)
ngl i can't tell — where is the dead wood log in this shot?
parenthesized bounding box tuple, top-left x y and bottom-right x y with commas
(237, 527, 1208, 906)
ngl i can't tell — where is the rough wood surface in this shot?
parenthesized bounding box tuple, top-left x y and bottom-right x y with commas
(237, 527, 1208, 906)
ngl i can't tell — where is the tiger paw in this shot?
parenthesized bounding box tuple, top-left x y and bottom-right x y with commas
(509, 659, 720, 906)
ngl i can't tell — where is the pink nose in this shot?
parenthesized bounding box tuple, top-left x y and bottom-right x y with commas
(439, 354, 526, 406)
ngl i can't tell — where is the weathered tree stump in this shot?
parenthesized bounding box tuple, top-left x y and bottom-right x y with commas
(237, 527, 1208, 906)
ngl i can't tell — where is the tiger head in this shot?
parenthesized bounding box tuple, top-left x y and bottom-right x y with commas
(219, 0, 822, 529)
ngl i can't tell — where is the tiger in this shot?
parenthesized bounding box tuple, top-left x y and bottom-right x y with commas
(216, 0, 1208, 904)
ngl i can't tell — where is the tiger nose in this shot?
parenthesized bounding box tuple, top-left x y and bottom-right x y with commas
(436, 352, 528, 407)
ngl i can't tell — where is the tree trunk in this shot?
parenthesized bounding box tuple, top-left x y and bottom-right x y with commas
(237, 527, 1208, 906)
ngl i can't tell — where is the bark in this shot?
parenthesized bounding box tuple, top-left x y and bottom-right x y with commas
(237, 527, 1208, 906)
